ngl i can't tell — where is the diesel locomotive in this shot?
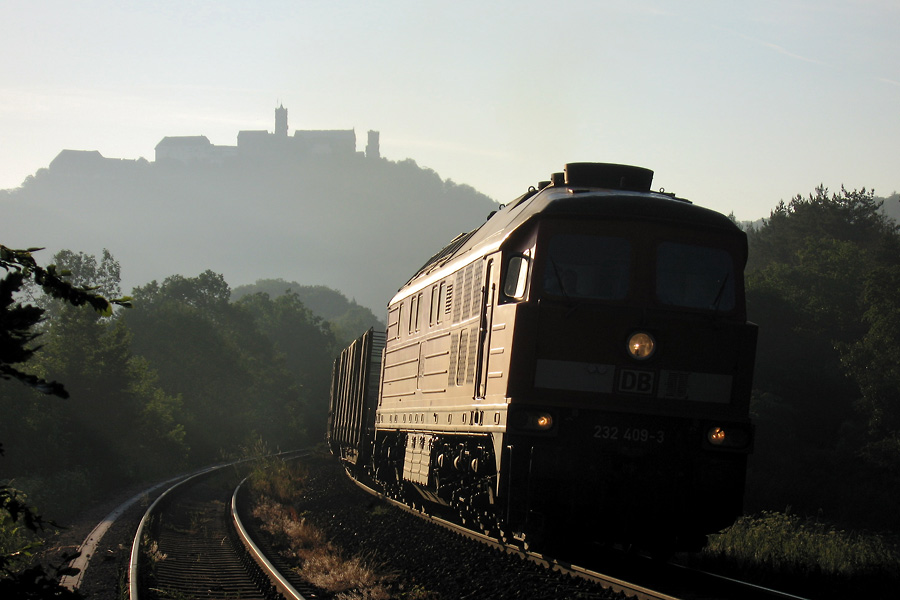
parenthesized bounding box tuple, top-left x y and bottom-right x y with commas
(328, 162, 757, 553)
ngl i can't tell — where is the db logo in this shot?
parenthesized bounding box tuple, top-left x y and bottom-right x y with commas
(618, 369, 655, 394)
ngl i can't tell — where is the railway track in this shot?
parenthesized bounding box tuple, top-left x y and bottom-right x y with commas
(69, 451, 815, 600)
(128, 457, 318, 600)
(344, 466, 812, 600)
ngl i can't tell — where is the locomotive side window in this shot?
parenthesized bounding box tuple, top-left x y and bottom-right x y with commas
(503, 255, 530, 300)
(543, 235, 631, 300)
(656, 242, 735, 311)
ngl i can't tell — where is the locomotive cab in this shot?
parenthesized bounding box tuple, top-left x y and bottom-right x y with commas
(495, 167, 756, 552)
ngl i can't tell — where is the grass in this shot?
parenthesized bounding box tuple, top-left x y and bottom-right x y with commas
(700, 510, 900, 598)
(253, 496, 395, 600)
(240, 438, 307, 504)
(248, 452, 440, 600)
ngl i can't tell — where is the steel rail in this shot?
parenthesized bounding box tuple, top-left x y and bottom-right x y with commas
(667, 561, 814, 600)
(59, 474, 185, 591)
(128, 450, 308, 600)
(343, 467, 681, 600)
(128, 463, 227, 600)
(231, 477, 309, 600)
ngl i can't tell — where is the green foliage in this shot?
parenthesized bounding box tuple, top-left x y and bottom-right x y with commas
(235, 290, 337, 408)
(841, 265, 900, 436)
(0, 270, 61, 396)
(0, 246, 114, 598)
(0, 560, 83, 599)
(242, 437, 306, 504)
(232, 279, 383, 345)
(124, 270, 333, 463)
(0, 249, 337, 595)
(43, 249, 122, 300)
(705, 511, 900, 584)
(747, 186, 899, 272)
(126, 272, 272, 462)
(5, 471, 93, 526)
(745, 186, 900, 530)
(25, 254, 188, 489)
(0, 246, 132, 398)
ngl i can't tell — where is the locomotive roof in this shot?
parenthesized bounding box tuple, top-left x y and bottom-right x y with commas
(393, 163, 743, 303)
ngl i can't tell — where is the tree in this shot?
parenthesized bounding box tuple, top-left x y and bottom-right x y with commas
(125, 271, 314, 462)
(232, 279, 384, 344)
(840, 265, 900, 468)
(744, 188, 900, 528)
(747, 185, 899, 272)
(0, 245, 130, 599)
(1, 246, 129, 397)
(236, 291, 338, 438)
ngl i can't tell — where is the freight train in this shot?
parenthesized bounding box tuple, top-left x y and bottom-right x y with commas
(327, 162, 756, 554)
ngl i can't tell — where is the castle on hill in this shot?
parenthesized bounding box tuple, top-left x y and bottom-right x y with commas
(46, 105, 380, 174)
(155, 105, 380, 164)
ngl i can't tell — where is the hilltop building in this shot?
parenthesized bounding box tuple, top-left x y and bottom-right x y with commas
(44, 149, 147, 178)
(38, 106, 381, 181)
(154, 105, 379, 164)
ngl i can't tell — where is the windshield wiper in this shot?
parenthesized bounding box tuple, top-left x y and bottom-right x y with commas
(548, 255, 571, 302)
(548, 255, 584, 317)
(711, 272, 730, 313)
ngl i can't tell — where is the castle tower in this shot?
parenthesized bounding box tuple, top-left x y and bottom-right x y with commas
(275, 104, 288, 137)
(366, 130, 380, 159)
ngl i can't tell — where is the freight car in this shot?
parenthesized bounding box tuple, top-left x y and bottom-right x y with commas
(327, 162, 756, 554)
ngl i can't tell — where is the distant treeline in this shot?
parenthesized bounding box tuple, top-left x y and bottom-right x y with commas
(0, 251, 378, 521)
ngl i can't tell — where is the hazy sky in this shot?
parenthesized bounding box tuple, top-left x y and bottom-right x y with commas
(2, 0, 898, 220)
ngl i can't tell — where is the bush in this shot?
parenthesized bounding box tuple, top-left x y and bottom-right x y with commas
(702, 511, 900, 598)
(5, 469, 93, 523)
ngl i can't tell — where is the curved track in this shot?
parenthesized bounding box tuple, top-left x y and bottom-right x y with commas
(128, 455, 316, 600)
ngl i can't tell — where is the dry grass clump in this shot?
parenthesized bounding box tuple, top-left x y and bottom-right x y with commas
(301, 551, 390, 600)
(240, 438, 308, 504)
(253, 497, 393, 600)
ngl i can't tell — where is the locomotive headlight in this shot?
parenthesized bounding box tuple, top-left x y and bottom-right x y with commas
(626, 332, 656, 360)
(535, 414, 553, 429)
(706, 425, 752, 450)
(708, 426, 727, 445)
(510, 410, 555, 432)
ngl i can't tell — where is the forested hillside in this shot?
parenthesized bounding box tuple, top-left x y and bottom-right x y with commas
(232, 278, 383, 344)
(1, 154, 497, 313)
(0, 250, 353, 524)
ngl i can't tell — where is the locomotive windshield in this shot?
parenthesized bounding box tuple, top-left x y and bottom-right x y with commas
(542, 234, 631, 300)
(656, 242, 735, 311)
(539, 233, 738, 312)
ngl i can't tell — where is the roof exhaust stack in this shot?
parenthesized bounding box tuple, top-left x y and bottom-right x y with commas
(562, 163, 654, 192)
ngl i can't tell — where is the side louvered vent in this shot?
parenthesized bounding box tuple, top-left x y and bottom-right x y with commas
(448, 331, 459, 386)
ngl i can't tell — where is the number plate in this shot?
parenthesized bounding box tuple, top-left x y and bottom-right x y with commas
(593, 424, 666, 444)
